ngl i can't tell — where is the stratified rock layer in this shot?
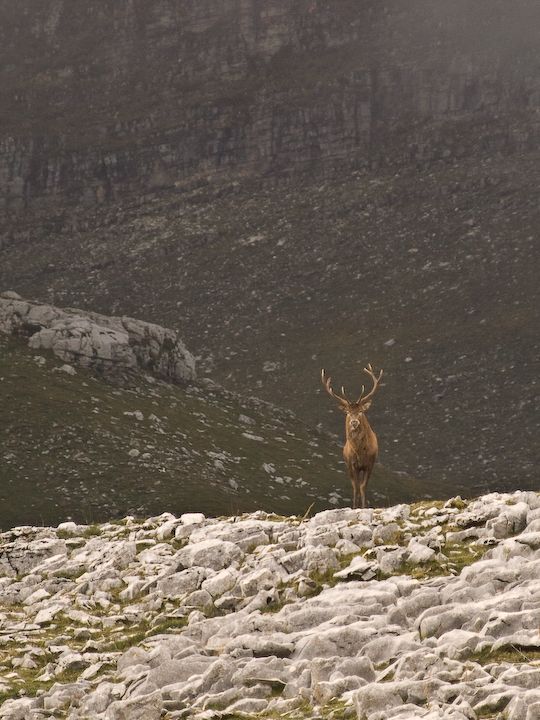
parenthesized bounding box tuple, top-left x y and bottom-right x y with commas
(1, 1, 539, 215)
(0, 491, 539, 719)
(0, 291, 195, 382)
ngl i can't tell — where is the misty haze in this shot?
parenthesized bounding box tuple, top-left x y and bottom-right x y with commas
(0, 2, 539, 717)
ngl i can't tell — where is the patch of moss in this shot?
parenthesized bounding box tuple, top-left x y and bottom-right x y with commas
(467, 644, 540, 665)
(56, 529, 75, 540)
(146, 617, 188, 636)
(0, 688, 19, 706)
(380, 540, 489, 581)
(0, 660, 84, 706)
(445, 497, 468, 511)
(410, 500, 446, 514)
(56, 523, 101, 540)
(99, 613, 190, 653)
(323, 698, 355, 720)
(101, 629, 150, 652)
(220, 697, 353, 720)
(135, 541, 154, 554)
(260, 595, 287, 614)
(443, 541, 488, 567)
(265, 514, 292, 523)
(82, 525, 103, 538)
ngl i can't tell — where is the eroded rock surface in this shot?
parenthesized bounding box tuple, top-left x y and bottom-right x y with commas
(0, 491, 539, 719)
(0, 292, 195, 382)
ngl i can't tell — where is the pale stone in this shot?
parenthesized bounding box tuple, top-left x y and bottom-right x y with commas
(0, 295, 196, 382)
(23, 587, 50, 605)
(181, 513, 206, 525)
(334, 556, 377, 579)
(156, 568, 205, 597)
(201, 567, 238, 598)
(407, 541, 436, 564)
(175, 539, 244, 571)
(304, 525, 340, 547)
(238, 567, 277, 597)
(57, 521, 78, 534)
(340, 523, 373, 547)
(373, 522, 402, 545)
(34, 603, 65, 625)
(355, 683, 404, 719)
(104, 690, 163, 720)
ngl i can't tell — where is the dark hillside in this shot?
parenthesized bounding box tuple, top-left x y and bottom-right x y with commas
(0, 1, 539, 495)
(0, 334, 425, 529)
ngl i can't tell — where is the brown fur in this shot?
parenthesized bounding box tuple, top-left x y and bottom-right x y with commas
(342, 406, 378, 509)
(321, 365, 383, 509)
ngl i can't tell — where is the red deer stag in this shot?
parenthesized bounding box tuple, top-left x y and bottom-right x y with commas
(321, 364, 383, 509)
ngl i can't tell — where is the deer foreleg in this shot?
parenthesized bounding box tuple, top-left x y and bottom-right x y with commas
(350, 478, 357, 509)
(346, 461, 358, 509)
(359, 473, 366, 509)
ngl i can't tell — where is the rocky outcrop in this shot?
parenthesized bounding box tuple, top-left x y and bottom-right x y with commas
(0, 491, 539, 719)
(0, 291, 195, 382)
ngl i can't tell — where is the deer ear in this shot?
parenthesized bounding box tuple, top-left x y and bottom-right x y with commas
(361, 401, 372, 412)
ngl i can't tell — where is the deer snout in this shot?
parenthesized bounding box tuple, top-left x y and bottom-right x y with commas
(350, 418, 360, 430)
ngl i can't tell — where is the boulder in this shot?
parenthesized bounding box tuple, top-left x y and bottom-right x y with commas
(104, 690, 163, 720)
(0, 536, 66, 577)
(175, 539, 244, 571)
(156, 568, 206, 597)
(355, 683, 404, 719)
(0, 293, 195, 381)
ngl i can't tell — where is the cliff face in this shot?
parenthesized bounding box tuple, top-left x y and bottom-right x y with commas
(1, 0, 540, 220)
(1, 1, 539, 494)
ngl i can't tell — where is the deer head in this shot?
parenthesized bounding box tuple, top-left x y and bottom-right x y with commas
(321, 364, 383, 430)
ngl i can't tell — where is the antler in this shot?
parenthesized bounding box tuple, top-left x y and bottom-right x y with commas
(358, 363, 383, 404)
(321, 369, 350, 407)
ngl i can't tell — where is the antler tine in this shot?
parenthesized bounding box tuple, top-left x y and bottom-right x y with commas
(321, 369, 350, 406)
(358, 364, 383, 404)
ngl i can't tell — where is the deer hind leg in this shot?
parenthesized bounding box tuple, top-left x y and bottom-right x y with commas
(347, 462, 359, 509)
(350, 468, 358, 509)
(359, 469, 369, 509)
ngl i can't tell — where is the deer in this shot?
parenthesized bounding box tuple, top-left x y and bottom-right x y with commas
(321, 364, 383, 509)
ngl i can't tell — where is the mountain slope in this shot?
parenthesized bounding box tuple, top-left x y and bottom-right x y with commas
(2, 153, 538, 495)
(1, 0, 539, 496)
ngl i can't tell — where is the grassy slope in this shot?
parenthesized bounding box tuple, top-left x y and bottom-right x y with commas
(0, 335, 432, 530)
(3, 152, 538, 496)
